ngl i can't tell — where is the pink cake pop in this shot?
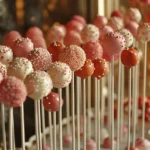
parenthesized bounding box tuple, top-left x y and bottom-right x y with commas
(24, 71, 53, 100)
(137, 23, 150, 42)
(72, 15, 86, 26)
(118, 28, 134, 48)
(125, 21, 139, 37)
(125, 8, 142, 23)
(86, 139, 96, 150)
(3, 31, 22, 48)
(7, 57, 33, 80)
(108, 17, 124, 31)
(43, 92, 63, 112)
(100, 32, 126, 57)
(64, 30, 82, 46)
(47, 25, 66, 44)
(28, 47, 52, 71)
(102, 51, 119, 62)
(48, 62, 72, 88)
(42, 144, 50, 150)
(0, 45, 13, 66)
(81, 24, 100, 43)
(26, 26, 44, 38)
(99, 25, 114, 40)
(66, 20, 84, 33)
(12, 38, 34, 58)
(59, 45, 86, 71)
(103, 137, 117, 149)
(30, 36, 47, 49)
(0, 62, 7, 78)
(0, 76, 27, 107)
(82, 40, 103, 61)
(92, 15, 108, 29)
(136, 138, 150, 150)
(48, 41, 64, 62)
(63, 134, 72, 145)
(111, 10, 124, 19)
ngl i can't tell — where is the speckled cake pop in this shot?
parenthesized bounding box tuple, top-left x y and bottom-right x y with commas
(3, 31, 22, 48)
(64, 30, 82, 46)
(82, 40, 103, 61)
(59, 45, 86, 71)
(137, 23, 150, 42)
(48, 61, 72, 88)
(7, 57, 33, 80)
(108, 17, 124, 31)
(0, 62, 7, 78)
(12, 38, 34, 58)
(24, 71, 53, 100)
(0, 45, 13, 66)
(28, 47, 52, 71)
(100, 32, 126, 57)
(118, 28, 134, 48)
(81, 24, 100, 43)
(43, 92, 63, 112)
(0, 76, 27, 107)
(92, 15, 108, 29)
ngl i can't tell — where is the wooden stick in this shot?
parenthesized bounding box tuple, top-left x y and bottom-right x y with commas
(48, 112, 53, 149)
(53, 112, 57, 150)
(9, 108, 13, 150)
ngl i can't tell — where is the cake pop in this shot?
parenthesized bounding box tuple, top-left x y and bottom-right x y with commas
(125, 8, 142, 23)
(72, 15, 86, 26)
(137, 23, 150, 42)
(121, 47, 140, 68)
(66, 20, 84, 33)
(63, 134, 72, 145)
(81, 24, 100, 43)
(92, 15, 108, 29)
(75, 59, 94, 79)
(42, 144, 50, 150)
(0, 76, 27, 107)
(28, 47, 52, 71)
(125, 146, 139, 150)
(0, 62, 7, 78)
(136, 138, 150, 150)
(118, 28, 134, 48)
(102, 51, 119, 62)
(0, 45, 13, 66)
(101, 32, 126, 57)
(43, 92, 63, 112)
(47, 25, 66, 44)
(111, 10, 124, 19)
(100, 128, 109, 143)
(48, 41, 64, 62)
(12, 38, 34, 58)
(24, 71, 53, 100)
(103, 137, 117, 149)
(7, 57, 33, 80)
(59, 45, 86, 71)
(48, 62, 72, 88)
(82, 40, 103, 61)
(99, 25, 114, 40)
(3, 31, 22, 48)
(108, 17, 124, 31)
(92, 58, 109, 79)
(86, 139, 96, 150)
(64, 30, 82, 46)
(26, 26, 44, 38)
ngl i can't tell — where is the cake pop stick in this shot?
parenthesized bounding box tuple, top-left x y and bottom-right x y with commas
(53, 112, 57, 150)
(1, 104, 7, 150)
(58, 88, 63, 150)
(83, 79, 86, 150)
(41, 100, 46, 145)
(116, 57, 121, 150)
(48, 112, 53, 150)
(20, 104, 25, 150)
(77, 77, 81, 150)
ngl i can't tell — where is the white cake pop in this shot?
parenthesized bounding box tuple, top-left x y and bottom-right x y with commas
(0, 45, 13, 66)
(48, 62, 72, 88)
(137, 23, 150, 42)
(0, 62, 7, 78)
(81, 24, 100, 43)
(24, 71, 53, 100)
(136, 139, 150, 150)
(7, 57, 33, 80)
(108, 17, 124, 31)
(118, 28, 134, 47)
